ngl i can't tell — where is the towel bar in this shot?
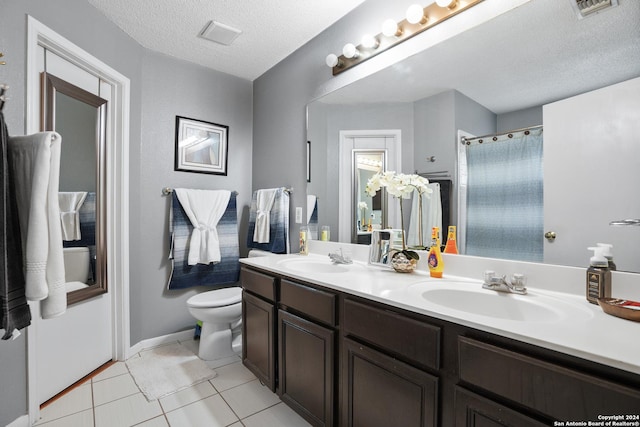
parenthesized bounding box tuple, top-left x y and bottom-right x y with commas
(162, 187, 239, 196)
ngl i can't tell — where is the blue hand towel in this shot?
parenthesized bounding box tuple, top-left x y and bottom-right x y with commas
(247, 188, 289, 254)
(168, 192, 240, 290)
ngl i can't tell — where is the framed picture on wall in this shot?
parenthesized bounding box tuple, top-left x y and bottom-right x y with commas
(175, 116, 229, 175)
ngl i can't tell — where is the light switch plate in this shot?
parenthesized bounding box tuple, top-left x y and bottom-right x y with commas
(295, 207, 303, 223)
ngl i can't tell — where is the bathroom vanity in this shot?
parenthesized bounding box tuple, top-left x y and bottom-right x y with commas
(240, 250, 640, 427)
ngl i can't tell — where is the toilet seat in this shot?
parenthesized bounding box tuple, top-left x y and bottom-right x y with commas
(187, 287, 242, 308)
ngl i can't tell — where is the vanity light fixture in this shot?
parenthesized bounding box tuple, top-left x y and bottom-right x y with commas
(406, 4, 428, 25)
(326, 0, 483, 75)
(342, 43, 360, 59)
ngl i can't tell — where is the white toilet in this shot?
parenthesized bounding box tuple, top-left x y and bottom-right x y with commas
(186, 287, 243, 361)
(62, 246, 91, 292)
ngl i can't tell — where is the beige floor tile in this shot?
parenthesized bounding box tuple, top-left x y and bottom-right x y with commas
(159, 381, 217, 413)
(220, 379, 281, 419)
(165, 394, 238, 427)
(210, 361, 256, 392)
(94, 393, 162, 427)
(205, 354, 242, 370)
(93, 362, 130, 383)
(35, 409, 94, 427)
(37, 383, 93, 424)
(93, 373, 140, 406)
(242, 403, 312, 427)
(133, 415, 169, 426)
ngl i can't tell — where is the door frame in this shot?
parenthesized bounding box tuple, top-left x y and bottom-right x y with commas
(26, 16, 131, 424)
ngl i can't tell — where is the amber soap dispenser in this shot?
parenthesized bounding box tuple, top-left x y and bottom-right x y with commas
(586, 246, 611, 304)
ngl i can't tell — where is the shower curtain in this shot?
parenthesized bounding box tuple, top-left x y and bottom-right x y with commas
(463, 128, 543, 262)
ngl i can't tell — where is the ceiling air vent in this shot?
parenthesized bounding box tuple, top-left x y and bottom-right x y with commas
(199, 21, 242, 46)
(571, 0, 618, 19)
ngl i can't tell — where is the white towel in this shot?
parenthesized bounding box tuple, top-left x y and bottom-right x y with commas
(307, 194, 317, 224)
(407, 183, 442, 247)
(8, 132, 67, 318)
(175, 188, 231, 265)
(253, 188, 278, 243)
(59, 191, 88, 241)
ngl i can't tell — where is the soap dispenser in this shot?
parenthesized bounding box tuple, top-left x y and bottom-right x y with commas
(586, 246, 611, 304)
(428, 227, 444, 278)
(597, 243, 617, 271)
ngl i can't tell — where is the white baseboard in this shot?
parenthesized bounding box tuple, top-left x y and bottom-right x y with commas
(128, 329, 194, 356)
(7, 414, 29, 427)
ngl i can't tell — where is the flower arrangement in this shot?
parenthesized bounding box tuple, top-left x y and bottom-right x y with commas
(366, 172, 432, 267)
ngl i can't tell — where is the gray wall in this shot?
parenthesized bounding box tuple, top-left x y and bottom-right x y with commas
(497, 105, 543, 132)
(0, 0, 252, 423)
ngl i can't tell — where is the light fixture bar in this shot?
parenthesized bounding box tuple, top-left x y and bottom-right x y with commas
(331, 0, 484, 75)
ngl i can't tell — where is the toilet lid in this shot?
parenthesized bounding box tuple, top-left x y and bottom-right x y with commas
(187, 287, 242, 308)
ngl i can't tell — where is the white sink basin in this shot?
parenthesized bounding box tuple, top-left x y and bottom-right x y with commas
(398, 282, 593, 323)
(276, 257, 362, 274)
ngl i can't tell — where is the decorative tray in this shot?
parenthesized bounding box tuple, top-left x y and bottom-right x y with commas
(597, 298, 640, 322)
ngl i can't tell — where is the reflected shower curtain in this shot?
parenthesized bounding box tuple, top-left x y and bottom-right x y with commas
(464, 128, 543, 262)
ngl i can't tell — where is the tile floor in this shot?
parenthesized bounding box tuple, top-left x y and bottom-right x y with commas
(34, 339, 311, 427)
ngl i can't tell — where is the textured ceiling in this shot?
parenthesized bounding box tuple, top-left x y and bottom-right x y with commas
(319, 0, 640, 114)
(88, 0, 366, 81)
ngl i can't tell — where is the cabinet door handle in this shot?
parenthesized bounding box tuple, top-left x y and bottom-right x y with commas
(544, 231, 556, 241)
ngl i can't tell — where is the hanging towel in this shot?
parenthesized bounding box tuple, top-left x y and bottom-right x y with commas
(59, 191, 88, 241)
(407, 183, 442, 247)
(307, 194, 318, 225)
(247, 188, 290, 254)
(253, 188, 278, 243)
(175, 189, 231, 265)
(0, 112, 31, 339)
(8, 131, 66, 318)
(168, 192, 240, 290)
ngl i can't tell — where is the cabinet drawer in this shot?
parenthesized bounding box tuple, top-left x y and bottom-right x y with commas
(240, 267, 276, 302)
(458, 337, 640, 421)
(280, 279, 336, 327)
(343, 298, 441, 370)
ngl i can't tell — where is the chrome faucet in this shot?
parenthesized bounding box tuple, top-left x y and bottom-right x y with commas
(482, 271, 527, 295)
(328, 248, 353, 264)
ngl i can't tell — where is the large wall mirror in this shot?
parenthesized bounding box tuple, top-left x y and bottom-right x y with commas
(307, 0, 640, 271)
(42, 72, 108, 305)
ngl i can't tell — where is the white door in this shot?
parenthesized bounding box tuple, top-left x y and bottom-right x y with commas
(338, 130, 401, 243)
(543, 76, 640, 272)
(35, 48, 113, 404)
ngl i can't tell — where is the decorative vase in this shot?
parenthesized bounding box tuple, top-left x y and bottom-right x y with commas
(391, 252, 418, 273)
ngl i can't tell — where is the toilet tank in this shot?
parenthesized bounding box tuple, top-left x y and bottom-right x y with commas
(62, 247, 90, 283)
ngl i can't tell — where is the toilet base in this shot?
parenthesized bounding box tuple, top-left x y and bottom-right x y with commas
(198, 322, 242, 361)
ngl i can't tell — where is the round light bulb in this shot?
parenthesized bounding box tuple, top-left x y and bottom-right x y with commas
(325, 53, 339, 68)
(406, 4, 427, 25)
(361, 34, 379, 49)
(342, 43, 359, 59)
(435, 0, 457, 8)
(382, 19, 401, 37)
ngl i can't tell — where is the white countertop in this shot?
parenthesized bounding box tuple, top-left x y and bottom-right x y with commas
(241, 248, 640, 376)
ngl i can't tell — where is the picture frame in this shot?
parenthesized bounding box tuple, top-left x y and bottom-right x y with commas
(175, 116, 228, 175)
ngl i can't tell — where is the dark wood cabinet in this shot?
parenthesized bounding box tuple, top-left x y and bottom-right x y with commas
(454, 387, 546, 427)
(341, 338, 438, 427)
(278, 309, 335, 427)
(242, 290, 276, 391)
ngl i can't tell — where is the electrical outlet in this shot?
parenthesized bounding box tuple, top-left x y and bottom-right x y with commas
(295, 207, 303, 223)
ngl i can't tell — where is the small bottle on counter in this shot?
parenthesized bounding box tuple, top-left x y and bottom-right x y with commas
(586, 246, 611, 304)
(443, 225, 458, 254)
(428, 227, 444, 278)
(321, 226, 330, 241)
(299, 226, 309, 255)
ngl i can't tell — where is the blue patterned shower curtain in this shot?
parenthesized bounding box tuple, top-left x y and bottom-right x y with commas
(463, 128, 543, 262)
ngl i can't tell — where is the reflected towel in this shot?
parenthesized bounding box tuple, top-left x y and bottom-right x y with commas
(8, 131, 66, 318)
(307, 194, 318, 225)
(247, 188, 289, 254)
(175, 189, 231, 265)
(253, 188, 278, 243)
(407, 183, 442, 247)
(1, 112, 31, 339)
(59, 191, 87, 241)
(168, 192, 240, 290)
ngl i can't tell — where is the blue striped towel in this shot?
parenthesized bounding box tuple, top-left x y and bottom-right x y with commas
(247, 188, 289, 254)
(168, 192, 240, 290)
